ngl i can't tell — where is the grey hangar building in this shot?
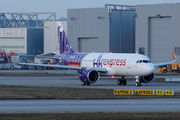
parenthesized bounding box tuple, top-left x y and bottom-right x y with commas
(0, 3, 180, 63)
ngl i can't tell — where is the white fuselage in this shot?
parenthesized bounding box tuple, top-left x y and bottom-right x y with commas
(80, 53, 154, 76)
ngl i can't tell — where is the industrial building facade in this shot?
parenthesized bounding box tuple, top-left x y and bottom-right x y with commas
(0, 13, 55, 56)
(136, 3, 180, 63)
(67, 8, 109, 53)
(109, 6, 135, 53)
(67, 5, 135, 53)
(0, 28, 43, 55)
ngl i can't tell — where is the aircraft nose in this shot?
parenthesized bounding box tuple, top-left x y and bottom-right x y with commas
(139, 64, 154, 76)
(145, 64, 154, 74)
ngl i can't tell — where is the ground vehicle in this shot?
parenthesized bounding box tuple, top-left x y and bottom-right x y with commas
(12, 63, 29, 70)
(11, 63, 21, 70)
(158, 63, 180, 73)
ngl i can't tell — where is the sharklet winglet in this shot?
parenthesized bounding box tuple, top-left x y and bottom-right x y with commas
(172, 49, 176, 61)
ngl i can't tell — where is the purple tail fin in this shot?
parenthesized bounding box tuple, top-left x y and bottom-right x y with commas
(58, 25, 74, 54)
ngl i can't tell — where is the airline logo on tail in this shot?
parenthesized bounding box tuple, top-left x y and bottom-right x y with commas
(58, 26, 74, 54)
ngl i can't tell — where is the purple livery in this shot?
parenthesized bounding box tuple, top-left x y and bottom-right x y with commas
(58, 26, 74, 54)
(55, 25, 101, 85)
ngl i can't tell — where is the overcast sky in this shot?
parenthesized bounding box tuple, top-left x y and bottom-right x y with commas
(0, 0, 176, 19)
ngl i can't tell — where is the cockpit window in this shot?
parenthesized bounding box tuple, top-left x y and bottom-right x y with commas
(136, 60, 152, 63)
(143, 60, 148, 63)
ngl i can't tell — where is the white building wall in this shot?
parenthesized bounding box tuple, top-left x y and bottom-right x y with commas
(44, 21, 67, 54)
(0, 28, 27, 53)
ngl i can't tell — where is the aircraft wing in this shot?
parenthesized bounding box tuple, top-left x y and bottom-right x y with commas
(19, 63, 107, 73)
(153, 49, 177, 67)
(153, 60, 176, 67)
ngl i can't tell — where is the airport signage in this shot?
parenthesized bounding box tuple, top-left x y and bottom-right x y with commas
(165, 90, 174, 95)
(113, 89, 174, 95)
(134, 90, 154, 95)
(114, 89, 133, 95)
(156, 90, 165, 95)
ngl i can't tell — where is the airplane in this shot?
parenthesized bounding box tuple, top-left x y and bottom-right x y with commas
(19, 23, 177, 87)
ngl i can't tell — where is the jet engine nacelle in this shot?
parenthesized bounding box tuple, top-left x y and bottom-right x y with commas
(139, 73, 154, 83)
(79, 69, 100, 84)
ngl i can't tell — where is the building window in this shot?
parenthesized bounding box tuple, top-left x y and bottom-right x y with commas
(139, 47, 145, 55)
(175, 47, 180, 56)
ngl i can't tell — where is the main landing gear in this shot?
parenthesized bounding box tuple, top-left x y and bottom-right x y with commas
(117, 76, 127, 86)
(81, 82, 90, 86)
(117, 76, 142, 87)
(135, 76, 141, 87)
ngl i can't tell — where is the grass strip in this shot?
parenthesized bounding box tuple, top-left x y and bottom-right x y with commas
(0, 112, 180, 120)
(0, 85, 179, 99)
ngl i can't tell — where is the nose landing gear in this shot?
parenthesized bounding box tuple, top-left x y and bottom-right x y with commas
(135, 76, 141, 87)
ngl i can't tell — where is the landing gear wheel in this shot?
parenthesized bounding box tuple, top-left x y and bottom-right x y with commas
(122, 79, 127, 85)
(117, 79, 127, 86)
(81, 82, 86, 86)
(163, 69, 167, 73)
(117, 79, 122, 85)
(135, 76, 141, 87)
(136, 82, 141, 87)
(81, 82, 91, 86)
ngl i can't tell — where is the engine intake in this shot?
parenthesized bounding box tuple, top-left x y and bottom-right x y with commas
(140, 73, 154, 83)
(79, 69, 100, 84)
